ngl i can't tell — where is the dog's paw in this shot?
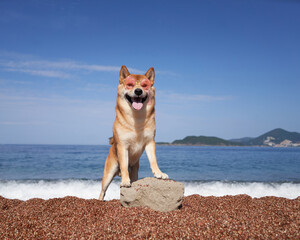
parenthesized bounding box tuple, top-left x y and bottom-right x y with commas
(120, 180, 131, 188)
(154, 171, 169, 180)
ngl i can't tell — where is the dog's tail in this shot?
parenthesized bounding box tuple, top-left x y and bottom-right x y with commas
(109, 137, 114, 145)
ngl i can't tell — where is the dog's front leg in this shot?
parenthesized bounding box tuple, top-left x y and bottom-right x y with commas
(145, 141, 169, 179)
(118, 146, 131, 187)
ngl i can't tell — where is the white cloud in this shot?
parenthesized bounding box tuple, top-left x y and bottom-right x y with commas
(0, 92, 112, 106)
(156, 90, 233, 103)
(0, 52, 176, 80)
(0, 121, 47, 125)
(5, 68, 72, 79)
(0, 78, 32, 84)
(0, 59, 122, 72)
(0, 54, 145, 79)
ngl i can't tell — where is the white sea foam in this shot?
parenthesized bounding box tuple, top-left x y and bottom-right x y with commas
(0, 180, 299, 201)
(184, 181, 300, 199)
(0, 180, 116, 201)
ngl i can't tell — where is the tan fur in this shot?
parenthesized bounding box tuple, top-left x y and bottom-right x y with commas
(99, 66, 168, 200)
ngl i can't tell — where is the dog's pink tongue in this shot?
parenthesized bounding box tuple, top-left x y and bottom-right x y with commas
(132, 98, 143, 110)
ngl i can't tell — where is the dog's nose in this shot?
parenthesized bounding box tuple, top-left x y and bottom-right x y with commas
(134, 88, 143, 96)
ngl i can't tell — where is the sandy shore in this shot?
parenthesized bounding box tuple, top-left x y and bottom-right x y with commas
(0, 194, 299, 239)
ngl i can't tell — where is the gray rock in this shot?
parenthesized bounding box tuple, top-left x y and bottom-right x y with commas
(120, 177, 184, 212)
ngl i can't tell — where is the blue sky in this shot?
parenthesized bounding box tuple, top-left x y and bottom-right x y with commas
(0, 0, 299, 144)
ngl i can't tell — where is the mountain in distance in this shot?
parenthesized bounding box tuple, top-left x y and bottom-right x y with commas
(171, 136, 244, 146)
(244, 128, 300, 146)
(159, 128, 300, 147)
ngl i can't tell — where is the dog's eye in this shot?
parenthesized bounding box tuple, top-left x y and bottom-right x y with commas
(125, 79, 136, 89)
(126, 83, 135, 88)
(141, 79, 151, 89)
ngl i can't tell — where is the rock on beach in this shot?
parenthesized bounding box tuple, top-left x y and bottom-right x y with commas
(120, 177, 184, 212)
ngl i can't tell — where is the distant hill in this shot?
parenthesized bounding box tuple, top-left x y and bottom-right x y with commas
(157, 128, 300, 147)
(245, 128, 300, 146)
(155, 142, 170, 145)
(172, 136, 243, 146)
(230, 137, 254, 144)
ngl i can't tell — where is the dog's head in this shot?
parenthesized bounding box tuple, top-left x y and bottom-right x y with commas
(118, 65, 155, 111)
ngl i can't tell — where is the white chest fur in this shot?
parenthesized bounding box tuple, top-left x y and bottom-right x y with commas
(118, 126, 155, 166)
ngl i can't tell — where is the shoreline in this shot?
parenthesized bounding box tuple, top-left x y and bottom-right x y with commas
(1, 143, 299, 148)
(1, 194, 299, 239)
(156, 143, 300, 148)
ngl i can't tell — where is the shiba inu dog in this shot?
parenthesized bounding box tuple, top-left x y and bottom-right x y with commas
(99, 65, 168, 200)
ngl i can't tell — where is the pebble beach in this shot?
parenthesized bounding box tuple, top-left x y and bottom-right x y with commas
(1, 194, 299, 239)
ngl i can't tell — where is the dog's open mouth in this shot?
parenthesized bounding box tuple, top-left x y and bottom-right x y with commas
(125, 94, 148, 110)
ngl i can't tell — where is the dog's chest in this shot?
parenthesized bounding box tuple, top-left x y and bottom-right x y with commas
(126, 128, 154, 165)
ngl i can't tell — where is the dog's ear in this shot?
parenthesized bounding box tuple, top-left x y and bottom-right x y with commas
(145, 67, 155, 85)
(119, 65, 130, 84)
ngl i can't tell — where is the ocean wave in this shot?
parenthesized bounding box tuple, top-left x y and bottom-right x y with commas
(184, 181, 300, 199)
(0, 179, 299, 201)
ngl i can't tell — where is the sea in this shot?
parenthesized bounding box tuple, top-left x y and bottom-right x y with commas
(0, 144, 299, 200)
